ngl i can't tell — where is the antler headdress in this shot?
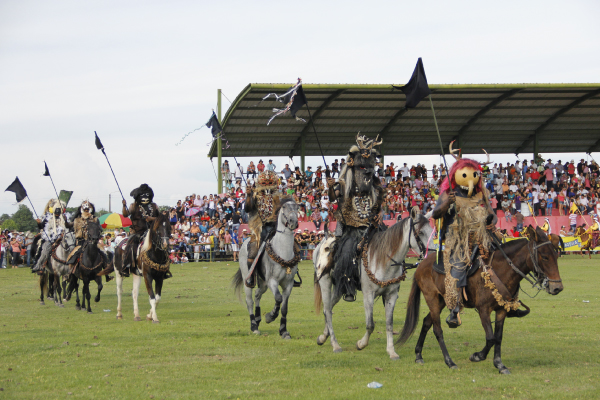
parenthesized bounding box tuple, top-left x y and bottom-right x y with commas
(356, 133, 383, 158)
(448, 140, 492, 165)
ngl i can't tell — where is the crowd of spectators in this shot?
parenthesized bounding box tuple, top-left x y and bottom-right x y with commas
(0, 230, 34, 269)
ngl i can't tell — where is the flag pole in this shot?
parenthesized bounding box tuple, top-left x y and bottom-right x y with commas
(304, 104, 330, 178)
(429, 96, 450, 176)
(26, 196, 39, 219)
(95, 132, 125, 202)
(44, 161, 64, 212)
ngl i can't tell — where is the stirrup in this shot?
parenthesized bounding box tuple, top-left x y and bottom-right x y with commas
(446, 310, 462, 328)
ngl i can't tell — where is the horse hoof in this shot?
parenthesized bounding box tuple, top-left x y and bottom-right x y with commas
(333, 348, 343, 354)
(87, 311, 93, 314)
(94, 297, 100, 303)
(281, 332, 291, 340)
(499, 368, 511, 375)
(146, 316, 152, 321)
(75, 306, 81, 311)
(134, 317, 142, 321)
(265, 314, 274, 324)
(152, 320, 160, 324)
(252, 330, 261, 335)
(470, 353, 484, 362)
(415, 359, 425, 365)
(40, 302, 45, 306)
(116, 315, 123, 320)
(59, 304, 65, 308)
(389, 354, 400, 360)
(449, 365, 459, 370)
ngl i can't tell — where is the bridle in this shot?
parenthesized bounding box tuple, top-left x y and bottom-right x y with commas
(407, 216, 434, 261)
(277, 203, 298, 233)
(492, 233, 561, 291)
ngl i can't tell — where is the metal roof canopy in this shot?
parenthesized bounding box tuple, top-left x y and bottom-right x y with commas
(209, 83, 600, 159)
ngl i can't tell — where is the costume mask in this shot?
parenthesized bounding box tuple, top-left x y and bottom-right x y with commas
(140, 193, 151, 205)
(454, 167, 480, 197)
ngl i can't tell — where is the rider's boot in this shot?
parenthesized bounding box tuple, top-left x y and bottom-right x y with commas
(245, 240, 258, 288)
(446, 290, 462, 328)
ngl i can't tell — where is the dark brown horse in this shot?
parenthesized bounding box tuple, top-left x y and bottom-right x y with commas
(397, 226, 563, 374)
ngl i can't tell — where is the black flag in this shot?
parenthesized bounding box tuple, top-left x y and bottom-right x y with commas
(5, 177, 27, 203)
(288, 85, 307, 120)
(95, 131, 104, 150)
(394, 57, 431, 109)
(206, 112, 222, 138)
(43, 161, 50, 177)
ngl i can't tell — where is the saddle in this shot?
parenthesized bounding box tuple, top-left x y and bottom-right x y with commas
(432, 249, 483, 278)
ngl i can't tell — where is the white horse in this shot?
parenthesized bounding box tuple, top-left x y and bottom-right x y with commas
(49, 232, 77, 308)
(233, 198, 299, 339)
(314, 208, 434, 359)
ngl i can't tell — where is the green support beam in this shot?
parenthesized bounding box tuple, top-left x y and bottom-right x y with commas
(301, 134, 305, 171)
(217, 89, 222, 194)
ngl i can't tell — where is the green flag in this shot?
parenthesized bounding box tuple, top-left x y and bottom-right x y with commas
(59, 190, 73, 206)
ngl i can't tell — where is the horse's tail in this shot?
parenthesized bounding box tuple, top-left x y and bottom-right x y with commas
(231, 269, 244, 300)
(396, 277, 421, 346)
(314, 271, 323, 315)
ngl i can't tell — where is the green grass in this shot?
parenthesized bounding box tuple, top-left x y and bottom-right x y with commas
(0, 256, 598, 399)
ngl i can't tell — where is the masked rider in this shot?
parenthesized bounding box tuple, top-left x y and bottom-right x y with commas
(121, 183, 159, 276)
(326, 134, 385, 302)
(432, 142, 496, 328)
(32, 199, 71, 273)
(65, 200, 112, 277)
(245, 170, 281, 287)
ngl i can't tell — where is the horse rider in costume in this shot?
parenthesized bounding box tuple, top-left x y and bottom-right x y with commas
(327, 134, 385, 302)
(540, 217, 551, 235)
(244, 170, 282, 287)
(32, 199, 71, 274)
(120, 183, 164, 277)
(585, 213, 599, 249)
(431, 142, 496, 328)
(65, 200, 112, 279)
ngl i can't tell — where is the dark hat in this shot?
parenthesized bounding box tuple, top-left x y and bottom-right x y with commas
(130, 183, 154, 201)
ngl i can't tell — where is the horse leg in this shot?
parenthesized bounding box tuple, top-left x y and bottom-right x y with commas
(39, 273, 47, 305)
(47, 274, 54, 300)
(143, 272, 159, 323)
(278, 280, 293, 339)
(254, 279, 268, 331)
(383, 290, 400, 360)
(115, 269, 123, 320)
(61, 277, 67, 302)
(356, 291, 375, 351)
(153, 276, 164, 321)
(431, 307, 457, 369)
(265, 278, 282, 324)
(84, 277, 92, 313)
(54, 274, 64, 307)
(94, 276, 103, 303)
(317, 276, 342, 353)
(415, 313, 433, 364)
(132, 273, 142, 321)
(492, 309, 510, 374)
(469, 308, 495, 363)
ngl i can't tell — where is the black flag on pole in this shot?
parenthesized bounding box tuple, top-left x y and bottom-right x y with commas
(262, 78, 307, 125)
(95, 131, 104, 150)
(393, 57, 431, 109)
(206, 112, 223, 139)
(43, 161, 50, 176)
(5, 177, 27, 203)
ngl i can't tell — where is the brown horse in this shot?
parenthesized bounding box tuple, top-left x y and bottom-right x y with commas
(397, 226, 563, 374)
(574, 225, 596, 258)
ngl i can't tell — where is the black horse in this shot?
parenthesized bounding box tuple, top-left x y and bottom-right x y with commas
(66, 222, 107, 313)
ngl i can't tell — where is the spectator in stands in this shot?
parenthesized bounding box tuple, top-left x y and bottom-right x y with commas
(331, 159, 339, 178)
(247, 161, 256, 179)
(257, 159, 265, 173)
(267, 159, 276, 172)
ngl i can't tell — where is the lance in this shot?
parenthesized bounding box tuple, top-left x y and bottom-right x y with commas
(43, 161, 65, 213)
(94, 131, 125, 202)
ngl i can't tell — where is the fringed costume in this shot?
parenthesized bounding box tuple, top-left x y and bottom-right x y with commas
(328, 134, 384, 302)
(432, 143, 496, 328)
(32, 199, 70, 272)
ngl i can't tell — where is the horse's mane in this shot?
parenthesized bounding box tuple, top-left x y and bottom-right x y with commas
(369, 214, 429, 263)
(498, 238, 528, 253)
(274, 196, 295, 217)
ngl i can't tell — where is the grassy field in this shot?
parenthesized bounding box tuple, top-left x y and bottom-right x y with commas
(0, 255, 598, 399)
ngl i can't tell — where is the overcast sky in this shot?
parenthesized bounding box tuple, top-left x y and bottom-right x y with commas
(1, 0, 599, 216)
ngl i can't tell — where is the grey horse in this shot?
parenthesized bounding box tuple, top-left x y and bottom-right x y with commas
(314, 208, 434, 358)
(233, 198, 299, 339)
(49, 232, 78, 308)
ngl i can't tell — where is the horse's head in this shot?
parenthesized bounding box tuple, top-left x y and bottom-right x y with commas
(529, 227, 563, 295)
(409, 208, 435, 259)
(278, 198, 299, 232)
(314, 235, 335, 278)
(87, 222, 103, 242)
(153, 213, 172, 250)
